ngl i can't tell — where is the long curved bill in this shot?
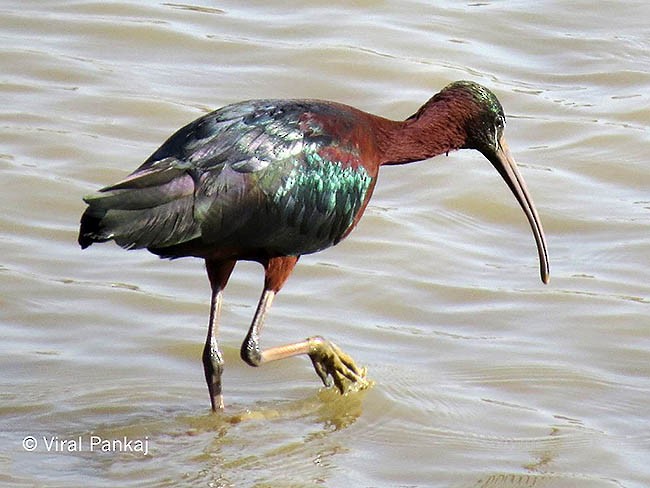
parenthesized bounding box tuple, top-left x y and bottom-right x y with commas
(486, 135, 550, 284)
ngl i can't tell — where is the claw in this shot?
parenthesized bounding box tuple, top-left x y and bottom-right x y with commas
(307, 336, 372, 394)
(311, 357, 333, 387)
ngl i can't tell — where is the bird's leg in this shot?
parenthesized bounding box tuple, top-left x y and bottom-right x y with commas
(203, 287, 225, 411)
(203, 259, 235, 412)
(240, 256, 371, 394)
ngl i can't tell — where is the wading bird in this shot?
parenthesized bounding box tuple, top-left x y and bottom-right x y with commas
(79, 81, 549, 411)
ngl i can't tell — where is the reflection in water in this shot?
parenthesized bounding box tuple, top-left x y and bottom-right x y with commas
(13, 389, 368, 487)
(184, 389, 368, 486)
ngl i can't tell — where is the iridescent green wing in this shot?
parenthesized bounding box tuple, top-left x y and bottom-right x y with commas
(192, 100, 374, 255)
(81, 100, 373, 255)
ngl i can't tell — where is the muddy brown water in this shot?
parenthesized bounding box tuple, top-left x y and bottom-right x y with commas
(1, 1, 649, 487)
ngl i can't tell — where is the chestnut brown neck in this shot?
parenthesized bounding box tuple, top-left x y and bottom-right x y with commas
(373, 94, 470, 167)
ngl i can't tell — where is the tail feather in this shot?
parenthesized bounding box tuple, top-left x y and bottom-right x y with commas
(78, 161, 200, 251)
(78, 209, 106, 249)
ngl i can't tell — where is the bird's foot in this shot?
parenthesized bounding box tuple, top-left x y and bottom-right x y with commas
(307, 336, 372, 394)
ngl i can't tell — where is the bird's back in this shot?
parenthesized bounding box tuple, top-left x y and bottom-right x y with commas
(79, 99, 378, 261)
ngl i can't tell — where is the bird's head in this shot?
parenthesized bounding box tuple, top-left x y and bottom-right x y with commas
(438, 81, 550, 284)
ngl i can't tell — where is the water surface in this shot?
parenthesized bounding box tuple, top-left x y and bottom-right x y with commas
(1, 1, 649, 487)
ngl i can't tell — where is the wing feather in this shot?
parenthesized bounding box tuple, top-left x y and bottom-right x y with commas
(79, 99, 374, 258)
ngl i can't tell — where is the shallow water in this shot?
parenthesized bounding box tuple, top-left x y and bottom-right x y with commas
(1, 1, 649, 487)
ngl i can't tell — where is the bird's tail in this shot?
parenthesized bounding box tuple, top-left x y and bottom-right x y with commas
(78, 209, 107, 249)
(78, 160, 200, 251)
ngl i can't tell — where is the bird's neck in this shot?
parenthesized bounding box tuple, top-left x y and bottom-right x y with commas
(374, 99, 467, 166)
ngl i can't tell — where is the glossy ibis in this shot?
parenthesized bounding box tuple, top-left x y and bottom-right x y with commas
(79, 81, 550, 411)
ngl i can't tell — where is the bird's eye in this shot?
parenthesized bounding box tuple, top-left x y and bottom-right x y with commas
(494, 116, 505, 146)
